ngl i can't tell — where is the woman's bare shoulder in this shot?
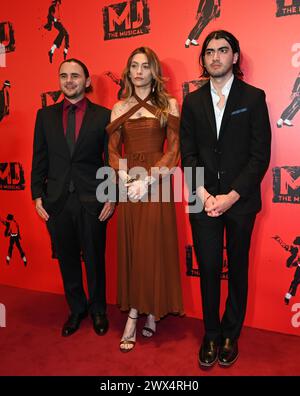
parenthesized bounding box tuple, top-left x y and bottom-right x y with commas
(112, 98, 137, 118)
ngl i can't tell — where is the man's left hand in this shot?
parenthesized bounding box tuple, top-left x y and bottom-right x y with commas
(205, 190, 240, 217)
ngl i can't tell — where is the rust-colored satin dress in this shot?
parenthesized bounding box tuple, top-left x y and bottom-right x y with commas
(107, 95, 184, 320)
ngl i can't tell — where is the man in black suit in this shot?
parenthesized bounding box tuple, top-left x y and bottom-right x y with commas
(180, 30, 271, 368)
(31, 59, 115, 337)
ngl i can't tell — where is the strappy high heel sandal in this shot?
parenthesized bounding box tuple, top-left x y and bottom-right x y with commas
(142, 314, 156, 338)
(120, 315, 138, 353)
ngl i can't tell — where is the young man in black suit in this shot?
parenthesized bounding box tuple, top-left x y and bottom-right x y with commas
(31, 59, 115, 337)
(180, 30, 271, 368)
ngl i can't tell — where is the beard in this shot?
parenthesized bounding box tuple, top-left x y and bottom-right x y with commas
(206, 63, 233, 79)
(64, 92, 80, 99)
(62, 86, 85, 100)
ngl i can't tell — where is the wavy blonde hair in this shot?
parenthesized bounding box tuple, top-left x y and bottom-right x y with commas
(121, 47, 170, 126)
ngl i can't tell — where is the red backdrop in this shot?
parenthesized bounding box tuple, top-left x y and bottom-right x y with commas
(0, 0, 299, 336)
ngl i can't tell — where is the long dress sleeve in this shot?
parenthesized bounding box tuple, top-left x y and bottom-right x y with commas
(152, 114, 180, 178)
(106, 121, 126, 171)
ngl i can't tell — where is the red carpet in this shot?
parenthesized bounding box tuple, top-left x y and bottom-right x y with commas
(0, 284, 299, 376)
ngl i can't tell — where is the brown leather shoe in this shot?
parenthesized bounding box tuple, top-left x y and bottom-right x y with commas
(218, 338, 239, 367)
(198, 338, 218, 368)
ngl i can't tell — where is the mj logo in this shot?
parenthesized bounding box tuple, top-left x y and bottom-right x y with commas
(276, 0, 300, 17)
(273, 166, 300, 204)
(182, 79, 208, 100)
(103, 0, 150, 40)
(186, 245, 228, 280)
(0, 303, 6, 327)
(41, 90, 63, 108)
(0, 162, 25, 191)
(0, 22, 15, 54)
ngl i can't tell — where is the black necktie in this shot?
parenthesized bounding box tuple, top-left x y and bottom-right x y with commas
(66, 104, 77, 156)
(66, 104, 76, 192)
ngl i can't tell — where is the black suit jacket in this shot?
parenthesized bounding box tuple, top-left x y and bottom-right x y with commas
(31, 99, 111, 216)
(180, 77, 271, 215)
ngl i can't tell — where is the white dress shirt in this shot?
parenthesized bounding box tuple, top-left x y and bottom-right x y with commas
(210, 74, 234, 139)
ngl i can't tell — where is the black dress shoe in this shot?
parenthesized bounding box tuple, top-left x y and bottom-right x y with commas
(62, 311, 88, 337)
(198, 339, 218, 368)
(218, 338, 239, 367)
(92, 313, 109, 336)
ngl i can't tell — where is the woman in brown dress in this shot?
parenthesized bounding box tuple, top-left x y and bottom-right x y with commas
(107, 47, 184, 352)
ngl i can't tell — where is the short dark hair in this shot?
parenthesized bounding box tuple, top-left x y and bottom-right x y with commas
(59, 58, 93, 93)
(200, 30, 243, 79)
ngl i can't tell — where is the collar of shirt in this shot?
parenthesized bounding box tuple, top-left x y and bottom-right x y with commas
(63, 97, 87, 112)
(210, 74, 234, 104)
(62, 97, 87, 139)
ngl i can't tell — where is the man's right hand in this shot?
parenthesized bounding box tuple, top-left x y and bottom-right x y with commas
(35, 198, 49, 221)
